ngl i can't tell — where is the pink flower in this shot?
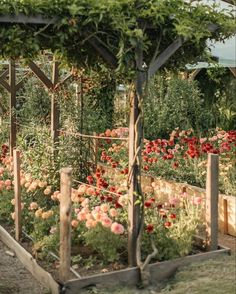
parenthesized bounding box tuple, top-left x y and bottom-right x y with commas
(5, 179, 11, 186)
(77, 211, 87, 221)
(169, 197, 179, 206)
(102, 217, 112, 228)
(85, 219, 94, 229)
(85, 213, 93, 220)
(101, 203, 109, 213)
(200, 138, 207, 144)
(71, 220, 79, 228)
(193, 197, 202, 205)
(81, 198, 89, 207)
(109, 208, 118, 218)
(111, 222, 124, 235)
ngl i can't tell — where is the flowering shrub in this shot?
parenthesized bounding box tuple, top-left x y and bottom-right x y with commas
(99, 128, 236, 196)
(142, 188, 203, 260)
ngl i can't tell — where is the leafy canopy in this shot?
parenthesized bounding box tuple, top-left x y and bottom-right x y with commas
(0, 0, 235, 74)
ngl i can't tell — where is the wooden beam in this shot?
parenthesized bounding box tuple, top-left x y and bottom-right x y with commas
(28, 61, 53, 89)
(188, 68, 202, 80)
(0, 68, 9, 80)
(229, 67, 236, 77)
(223, 199, 229, 235)
(0, 14, 56, 24)
(13, 149, 21, 241)
(148, 37, 184, 79)
(128, 43, 144, 267)
(87, 36, 118, 68)
(206, 153, 219, 251)
(9, 59, 17, 155)
(54, 73, 74, 90)
(51, 60, 60, 143)
(59, 167, 72, 283)
(0, 77, 11, 92)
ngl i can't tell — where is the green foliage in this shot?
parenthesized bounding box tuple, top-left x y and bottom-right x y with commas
(0, 0, 234, 78)
(84, 223, 126, 263)
(196, 68, 236, 130)
(16, 76, 51, 125)
(144, 74, 214, 139)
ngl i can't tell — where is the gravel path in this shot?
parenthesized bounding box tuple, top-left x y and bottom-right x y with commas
(0, 240, 48, 294)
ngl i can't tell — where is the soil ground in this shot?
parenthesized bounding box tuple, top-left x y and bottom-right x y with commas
(0, 232, 235, 294)
(0, 240, 48, 294)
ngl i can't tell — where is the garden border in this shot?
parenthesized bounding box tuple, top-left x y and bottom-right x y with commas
(63, 239, 230, 294)
(0, 224, 231, 294)
(0, 225, 60, 294)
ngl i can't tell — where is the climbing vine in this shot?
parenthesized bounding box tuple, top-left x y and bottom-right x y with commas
(0, 0, 234, 77)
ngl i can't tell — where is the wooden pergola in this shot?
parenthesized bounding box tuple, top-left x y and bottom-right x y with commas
(0, 6, 233, 269)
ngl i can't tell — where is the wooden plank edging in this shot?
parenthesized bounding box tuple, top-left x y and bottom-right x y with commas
(0, 225, 60, 294)
(64, 245, 230, 294)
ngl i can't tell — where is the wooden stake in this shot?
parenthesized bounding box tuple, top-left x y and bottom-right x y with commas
(51, 60, 60, 143)
(9, 59, 16, 156)
(205, 153, 219, 251)
(223, 199, 228, 235)
(93, 132, 98, 172)
(59, 167, 72, 282)
(13, 149, 21, 241)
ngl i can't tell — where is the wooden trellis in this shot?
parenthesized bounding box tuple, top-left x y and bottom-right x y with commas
(0, 58, 75, 155)
(0, 11, 224, 271)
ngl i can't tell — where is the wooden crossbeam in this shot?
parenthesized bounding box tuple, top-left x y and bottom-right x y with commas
(148, 37, 184, 79)
(0, 78, 10, 92)
(0, 14, 56, 24)
(188, 68, 202, 80)
(51, 60, 60, 143)
(87, 36, 118, 68)
(9, 59, 17, 155)
(0, 68, 9, 80)
(54, 73, 74, 89)
(229, 67, 236, 77)
(28, 61, 53, 89)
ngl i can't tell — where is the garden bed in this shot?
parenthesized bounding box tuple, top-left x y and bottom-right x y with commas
(0, 224, 230, 294)
(99, 164, 236, 237)
(64, 242, 230, 294)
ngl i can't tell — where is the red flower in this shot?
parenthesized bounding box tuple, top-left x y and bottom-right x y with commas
(145, 224, 154, 233)
(170, 213, 176, 219)
(86, 175, 94, 184)
(172, 161, 179, 169)
(164, 221, 172, 228)
(144, 200, 152, 208)
(144, 165, 149, 171)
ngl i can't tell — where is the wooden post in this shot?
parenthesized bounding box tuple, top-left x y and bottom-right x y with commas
(128, 42, 145, 266)
(13, 149, 21, 241)
(9, 59, 16, 156)
(59, 167, 72, 282)
(223, 199, 228, 235)
(51, 60, 60, 143)
(93, 132, 98, 172)
(205, 153, 219, 251)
